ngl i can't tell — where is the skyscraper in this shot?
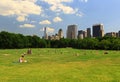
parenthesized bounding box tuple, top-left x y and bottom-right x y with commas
(78, 30, 84, 39)
(83, 31, 87, 38)
(58, 29, 63, 39)
(67, 25, 77, 39)
(87, 28, 91, 38)
(44, 27, 48, 39)
(92, 24, 104, 37)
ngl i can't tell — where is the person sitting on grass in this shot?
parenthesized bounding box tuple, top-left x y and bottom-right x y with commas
(19, 55, 27, 63)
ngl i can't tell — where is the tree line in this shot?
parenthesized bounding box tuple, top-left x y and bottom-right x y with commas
(0, 31, 120, 50)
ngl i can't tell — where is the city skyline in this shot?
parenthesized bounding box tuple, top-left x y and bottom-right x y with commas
(0, 0, 120, 37)
(43, 24, 120, 40)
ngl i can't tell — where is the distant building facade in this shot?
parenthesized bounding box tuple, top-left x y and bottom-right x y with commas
(83, 31, 87, 38)
(116, 33, 119, 37)
(78, 30, 84, 39)
(92, 24, 104, 37)
(67, 25, 77, 39)
(106, 32, 118, 37)
(44, 27, 48, 39)
(58, 29, 63, 39)
(47, 28, 63, 40)
(87, 28, 91, 38)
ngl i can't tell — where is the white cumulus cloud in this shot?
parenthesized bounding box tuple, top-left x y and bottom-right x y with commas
(57, 4, 76, 14)
(20, 24, 35, 28)
(42, 0, 77, 14)
(47, 27, 55, 33)
(39, 20, 51, 25)
(41, 0, 85, 17)
(16, 16, 26, 22)
(0, 0, 42, 22)
(53, 16, 62, 22)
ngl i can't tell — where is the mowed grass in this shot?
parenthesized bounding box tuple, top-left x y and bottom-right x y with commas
(0, 48, 120, 82)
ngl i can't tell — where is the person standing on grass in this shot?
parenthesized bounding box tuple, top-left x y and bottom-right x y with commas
(27, 48, 32, 54)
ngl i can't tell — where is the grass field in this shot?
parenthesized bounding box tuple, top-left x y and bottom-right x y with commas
(0, 48, 120, 82)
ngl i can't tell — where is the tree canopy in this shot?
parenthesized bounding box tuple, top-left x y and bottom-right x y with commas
(0, 31, 120, 50)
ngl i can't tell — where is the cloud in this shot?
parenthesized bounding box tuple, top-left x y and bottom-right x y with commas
(42, 0, 73, 5)
(80, 0, 88, 3)
(39, 20, 51, 25)
(0, 0, 86, 22)
(16, 16, 26, 22)
(47, 27, 55, 33)
(42, 0, 77, 14)
(42, 0, 85, 17)
(76, 12, 84, 17)
(53, 16, 62, 22)
(20, 24, 35, 28)
(85, 0, 88, 2)
(57, 4, 76, 14)
(0, 0, 42, 22)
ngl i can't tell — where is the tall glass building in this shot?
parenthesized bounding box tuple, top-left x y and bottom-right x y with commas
(92, 24, 104, 38)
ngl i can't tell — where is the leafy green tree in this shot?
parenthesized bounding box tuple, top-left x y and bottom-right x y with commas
(111, 39, 120, 50)
(0, 31, 13, 48)
(31, 35, 41, 48)
(0, 31, 120, 50)
(39, 39, 47, 48)
(99, 39, 111, 50)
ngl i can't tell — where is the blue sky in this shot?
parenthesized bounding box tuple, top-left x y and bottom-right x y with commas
(0, 0, 120, 37)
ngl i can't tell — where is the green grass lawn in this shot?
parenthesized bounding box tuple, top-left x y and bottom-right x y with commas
(0, 48, 120, 82)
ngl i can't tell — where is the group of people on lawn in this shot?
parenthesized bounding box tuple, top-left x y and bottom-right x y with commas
(19, 48, 32, 63)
